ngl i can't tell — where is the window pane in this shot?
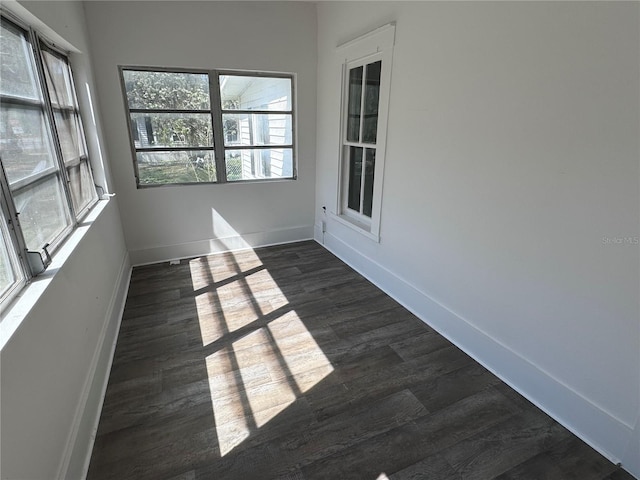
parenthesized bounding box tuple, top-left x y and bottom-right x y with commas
(0, 242, 15, 296)
(362, 61, 381, 144)
(41, 49, 73, 108)
(136, 151, 216, 185)
(347, 146, 363, 212)
(222, 113, 291, 147)
(0, 105, 57, 185)
(220, 75, 291, 111)
(130, 113, 213, 148)
(54, 109, 85, 162)
(41, 47, 97, 215)
(0, 20, 39, 100)
(122, 70, 210, 110)
(68, 160, 96, 213)
(14, 176, 70, 251)
(225, 148, 293, 181)
(0, 222, 19, 300)
(346, 66, 363, 142)
(363, 148, 376, 217)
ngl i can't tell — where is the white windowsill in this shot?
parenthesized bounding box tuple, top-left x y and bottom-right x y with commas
(0, 198, 111, 351)
(331, 212, 380, 243)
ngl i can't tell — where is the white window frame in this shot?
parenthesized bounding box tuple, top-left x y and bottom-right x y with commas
(39, 41, 98, 218)
(0, 11, 99, 309)
(0, 188, 27, 306)
(335, 23, 395, 242)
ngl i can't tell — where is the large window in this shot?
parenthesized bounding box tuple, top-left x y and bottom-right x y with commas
(120, 68, 296, 187)
(0, 14, 98, 307)
(337, 24, 395, 241)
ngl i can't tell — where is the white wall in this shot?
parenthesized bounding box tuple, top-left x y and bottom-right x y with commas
(83, 1, 318, 265)
(315, 2, 639, 477)
(0, 2, 130, 479)
(1, 200, 129, 480)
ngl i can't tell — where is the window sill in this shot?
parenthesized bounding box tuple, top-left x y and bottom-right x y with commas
(331, 212, 380, 243)
(0, 198, 111, 351)
(136, 176, 297, 189)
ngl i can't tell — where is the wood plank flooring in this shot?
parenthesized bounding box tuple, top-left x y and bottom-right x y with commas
(88, 241, 634, 480)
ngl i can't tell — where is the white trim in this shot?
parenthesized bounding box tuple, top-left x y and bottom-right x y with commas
(337, 22, 396, 52)
(129, 224, 314, 266)
(620, 416, 640, 476)
(56, 253, 131, 480)
(331, 211, 379, 242)
(316, 231, 637, 474)
(78, 258, 131, 480)
(336, 24, 395, 242)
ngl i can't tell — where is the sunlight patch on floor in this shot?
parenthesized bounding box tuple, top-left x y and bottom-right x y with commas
(189, 253, 264, 290)
(232, 328, 296, 428)
(205, 346, 251, 456)
(245, 268, 290, 314)
(193, 248, 334, 457)
(268, 311, 334, 393)
(203, 312, 335, 456)
(191, 255, 292, 346)
(195, 291, 226, 346)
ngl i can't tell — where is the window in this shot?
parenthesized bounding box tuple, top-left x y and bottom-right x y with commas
(120, 68, 296, 187)
(40, 43, 98, 216)
(337, 24, 395, 241)
(344, 60, 381, 218)
(0, 14, 99, 307)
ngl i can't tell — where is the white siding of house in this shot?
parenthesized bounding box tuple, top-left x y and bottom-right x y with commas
(236, 79, 292, 180)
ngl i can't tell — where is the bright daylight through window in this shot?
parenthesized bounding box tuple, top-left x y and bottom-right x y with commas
(120, 68, 296, 187)
(0, 14, 98, 307)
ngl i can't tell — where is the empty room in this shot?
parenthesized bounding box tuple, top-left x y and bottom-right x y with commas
(0, 1, 638, 479)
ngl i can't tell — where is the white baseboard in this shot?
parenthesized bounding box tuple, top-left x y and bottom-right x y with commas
(129, 225, 314, 266)
(317, 231, 637, 476)
(56, 253, 132, 480)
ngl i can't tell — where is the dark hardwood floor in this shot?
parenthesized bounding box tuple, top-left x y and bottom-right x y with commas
(88, 241, 634, 480)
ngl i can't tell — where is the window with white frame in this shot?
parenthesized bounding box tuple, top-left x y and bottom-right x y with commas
(40, 43, 98, 216)
(120, 68, 296, 187)
(0, 13, 99, 307)
(337, 24, 395, 241)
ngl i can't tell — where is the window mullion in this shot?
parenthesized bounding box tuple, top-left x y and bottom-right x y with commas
(357, 147, 364, 215)
(209, 70, 226, 183)
(358, 69, 366, 143)
(221, 109, 292, 115)
(357, 68, 367, 214)
(129, 108, 211, 114)
(8, 167, 59, 192)
(30, 30, 77, 223)
(0, 95, 43, 108)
